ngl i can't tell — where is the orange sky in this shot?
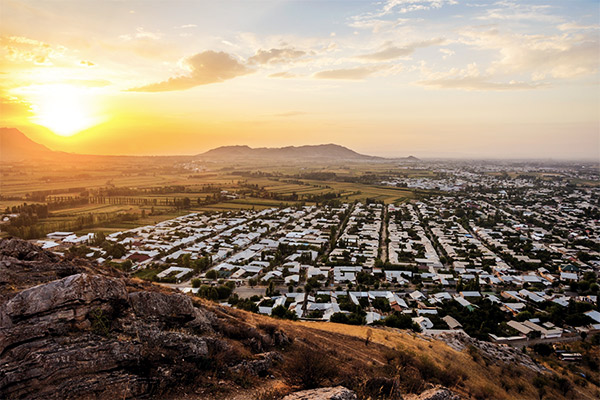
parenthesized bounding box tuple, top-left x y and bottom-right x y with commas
(1, 1, 599, 159)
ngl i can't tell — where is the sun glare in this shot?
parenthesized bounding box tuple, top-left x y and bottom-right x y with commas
(28, 84, 103, 137)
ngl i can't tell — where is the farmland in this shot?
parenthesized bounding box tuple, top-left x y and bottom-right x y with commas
(0, 156, 425, 239)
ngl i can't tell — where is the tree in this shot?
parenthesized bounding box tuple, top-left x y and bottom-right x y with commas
(205, 269, 218, 280)
(271, 305, 297, 320)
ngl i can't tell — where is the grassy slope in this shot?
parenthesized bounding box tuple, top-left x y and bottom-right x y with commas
(195, 298, 599, 400)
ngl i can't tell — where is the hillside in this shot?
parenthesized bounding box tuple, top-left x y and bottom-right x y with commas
(0, 128, 55, 162)
(0, 238, 597, 399)
(197, 144, 380, 161)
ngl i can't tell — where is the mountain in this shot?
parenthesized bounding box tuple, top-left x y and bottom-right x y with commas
(0, 128, 55, 161)
(197, 144, 380, 161)
(1, 238, 593, 400)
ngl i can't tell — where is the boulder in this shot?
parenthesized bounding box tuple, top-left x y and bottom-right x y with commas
(5, 273, 128, 321)
(129, 290, 196, 323)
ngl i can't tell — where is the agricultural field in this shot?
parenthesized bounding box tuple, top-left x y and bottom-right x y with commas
(1, 157, 427, 239)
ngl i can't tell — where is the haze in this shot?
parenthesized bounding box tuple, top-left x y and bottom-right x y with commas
(0, 0, 598, 160)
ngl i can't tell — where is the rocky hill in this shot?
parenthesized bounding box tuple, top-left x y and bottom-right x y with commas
(0, 238, 596, 399)
(197, 144, 380, 161)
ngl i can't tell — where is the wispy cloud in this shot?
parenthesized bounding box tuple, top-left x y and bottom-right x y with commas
(128, 51, 251, 92)
(475, 1, 562, 23)
(269, 71, 298, 79)
(119, 27, 162, 41)
(419, 76, 547, 90)
(459, 28, 600, 80)
(314, 65, 384, 80)
(248, 47, 306, 65)
(557, 22, 599, 32)
(357, 38, 444, 61)
(349, 1, 456, 33)
(377, 0, 458, 17)
(418, 63, 548, 91)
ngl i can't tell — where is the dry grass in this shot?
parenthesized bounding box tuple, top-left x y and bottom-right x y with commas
(193, 299, 599, 400)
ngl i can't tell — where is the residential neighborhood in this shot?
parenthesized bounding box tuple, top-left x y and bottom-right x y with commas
(34, 162, 599, 349)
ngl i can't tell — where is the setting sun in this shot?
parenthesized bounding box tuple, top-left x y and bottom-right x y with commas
(27, 84, 102, 137)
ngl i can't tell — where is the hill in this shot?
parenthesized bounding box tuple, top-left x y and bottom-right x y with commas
(197, 144, 381, 161)
(1, 128, 384, 162)
(0, 128, 55, 162)
(1, 238, 596, 399)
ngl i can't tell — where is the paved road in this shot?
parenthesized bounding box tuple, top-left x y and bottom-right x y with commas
(379, 205, 388, 262)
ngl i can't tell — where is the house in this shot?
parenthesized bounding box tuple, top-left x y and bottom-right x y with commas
(412, 316, 434, 330)
(585, 310, 600, 324)
(560, 272, 578, 282)
(409, 290, 425, 301)
(442, 315, 462, 330)
(507, 320, 532, 336)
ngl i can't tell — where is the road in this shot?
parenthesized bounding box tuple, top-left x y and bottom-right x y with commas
(379, 204, 388, 262)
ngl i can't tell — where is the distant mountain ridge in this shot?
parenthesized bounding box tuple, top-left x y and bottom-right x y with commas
(1, 128, 406, 161)
(197, 143, 380, 160)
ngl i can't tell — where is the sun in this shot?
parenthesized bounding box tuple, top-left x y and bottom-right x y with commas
(29, 84, 103, 137)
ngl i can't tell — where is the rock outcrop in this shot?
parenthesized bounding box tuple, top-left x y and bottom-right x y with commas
(0, 239, 281, 399)
(283, 386, 358, 400)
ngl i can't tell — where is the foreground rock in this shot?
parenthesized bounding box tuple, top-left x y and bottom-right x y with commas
(283, 386, 358, 400)
(0, 239, 283, 399)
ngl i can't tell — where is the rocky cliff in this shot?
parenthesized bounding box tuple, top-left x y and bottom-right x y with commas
(0, 239, 287, 399)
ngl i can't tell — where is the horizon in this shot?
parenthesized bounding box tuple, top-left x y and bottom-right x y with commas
(3, 126, 599, 163)
(1, 0, 599, 160)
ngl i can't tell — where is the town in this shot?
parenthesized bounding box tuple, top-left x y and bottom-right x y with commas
(29, 160, 600, 352)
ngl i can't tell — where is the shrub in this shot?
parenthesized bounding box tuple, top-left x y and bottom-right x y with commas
(532, 343, 553, 357)
(286, 345, 338, 389)
(89, 308, 111, 337)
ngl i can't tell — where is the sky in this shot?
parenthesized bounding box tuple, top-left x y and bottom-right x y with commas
(0, 0, 599, 159)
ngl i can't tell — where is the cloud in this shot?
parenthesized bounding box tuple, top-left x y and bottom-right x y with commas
(475, 1, 562, 23)
(459, 28, 600, 79)
(348, 1, 455, 32)
(379, 0, 458, 15)
(0, 96, 33, 119)
(119, 27, 162, 41)
(128, 51, 251, 92)
(80, 60, 94, 67)
(419, 76, 547, 91)
(558, 22, 599, 32)
(248, 47, 306, 65)
(348, 17, 412, 33)
(417, 63, 547, 91)
(180, 24, 197, 29)
(357, 38, 444, 61)
(269, 71, 298, 79)
(314, 66, 383, 80)
(1, 35, 66, 66)
(439, 48, 455, 59)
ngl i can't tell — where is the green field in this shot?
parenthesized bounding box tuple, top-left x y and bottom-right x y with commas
(1, 158, 431, 239)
